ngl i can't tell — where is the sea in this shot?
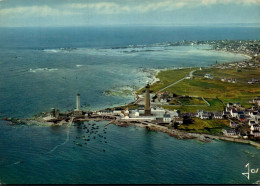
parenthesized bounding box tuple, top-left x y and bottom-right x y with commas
(0, 26, 259, 184)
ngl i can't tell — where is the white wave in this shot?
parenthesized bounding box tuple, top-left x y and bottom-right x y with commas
(41, 44, 175, 57)
(43, 48, 76, 53)
(44, 49, 59, 53)
(29, 68, 58, 72)
(76, 64, 84, 67)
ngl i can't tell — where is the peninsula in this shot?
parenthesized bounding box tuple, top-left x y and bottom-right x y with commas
(3, 40, 260, 148)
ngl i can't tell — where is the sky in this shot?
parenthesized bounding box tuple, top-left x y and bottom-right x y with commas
(0, 0, 259, 27)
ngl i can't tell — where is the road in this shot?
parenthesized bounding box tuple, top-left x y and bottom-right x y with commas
(157, 70, 196, 92)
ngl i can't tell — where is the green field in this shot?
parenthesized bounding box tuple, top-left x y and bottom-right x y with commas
(163, 98, 224, 113)
(177, 97, 207, 105)
(178, 118, 230, 135)
(137, 68, 197, 94)
(149, 66, 260, 112)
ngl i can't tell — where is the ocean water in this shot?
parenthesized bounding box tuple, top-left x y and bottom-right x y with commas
(0, 26, 260, 184)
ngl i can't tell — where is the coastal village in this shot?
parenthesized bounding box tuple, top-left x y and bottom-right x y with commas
(3, 40, 260, 147)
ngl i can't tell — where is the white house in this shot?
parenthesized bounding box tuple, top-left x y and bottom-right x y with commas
(251, 124, 260, 131)
(97, 109, 113, 115)
(129, 110, 140, 117)
(197, 110, 211, 119)
(163, 114, 172, 123)
(222, 129, 238, 137)
(232, 79, 237, 83)
(204, 74, 214, 79)
(226, 103, 234, 108)
(213, 112, 223, 119)
(230, 109, 238, 118)
(169, 110, 179, 118)
(251, 131, 260, 137)
(248, 120, 256, 126)
(151, 107, 165, 117)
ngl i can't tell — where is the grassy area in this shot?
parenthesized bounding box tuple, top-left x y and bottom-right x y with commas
(178, 118, 230, 135)
(150, 66, 260, 112)
(178, 97, 207, 105)
(136, 67, 197, 94)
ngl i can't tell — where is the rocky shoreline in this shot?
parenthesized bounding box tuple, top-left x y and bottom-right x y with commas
(6, 113, 260, 149)
(2, 40, 260, 149)
(113, 121, 260, 148)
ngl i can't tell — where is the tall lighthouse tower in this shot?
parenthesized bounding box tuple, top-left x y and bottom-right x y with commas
(76, 93, 80, 111)
(144, 81, 151, 116)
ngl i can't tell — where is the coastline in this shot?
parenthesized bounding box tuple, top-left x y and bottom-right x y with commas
(211, 48, 252, 61)
(116, 46, 259, 148)
(113, 121, 260, 149)
(3, 43, 260, 148)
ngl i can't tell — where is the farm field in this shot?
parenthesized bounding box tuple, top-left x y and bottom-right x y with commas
(148, 66, 260, 112)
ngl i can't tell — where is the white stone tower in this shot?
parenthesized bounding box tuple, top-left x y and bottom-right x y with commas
(76, 93, 80, 111)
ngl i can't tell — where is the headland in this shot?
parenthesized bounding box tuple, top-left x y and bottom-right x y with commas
(3, 39, 260, 148)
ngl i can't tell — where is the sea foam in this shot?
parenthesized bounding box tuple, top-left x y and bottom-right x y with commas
(29, 68, 58, 72)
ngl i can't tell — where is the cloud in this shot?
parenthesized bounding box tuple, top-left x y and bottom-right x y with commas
(0, 5, 78, 16)
(201, 0, 260, 5)
(65, 0, 260, 14)
(0, 0, 259, 17)
(69, 2, 131, 14)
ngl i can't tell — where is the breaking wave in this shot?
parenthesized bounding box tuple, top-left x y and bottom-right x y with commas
(40, 42, 202, 56)
(43, 48, 77, 53)
(29, 68, 58, 72)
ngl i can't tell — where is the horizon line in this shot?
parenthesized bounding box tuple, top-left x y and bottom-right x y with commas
(1, 23, 260, 28)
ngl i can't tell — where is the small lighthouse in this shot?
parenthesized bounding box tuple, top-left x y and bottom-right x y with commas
(76, 93, 80, 111)
(144, 81, 151, 116)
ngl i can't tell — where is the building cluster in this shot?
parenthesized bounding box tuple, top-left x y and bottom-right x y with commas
(180, 99, 260, 139)
(196, 110, 223, 120)
(248, 78, 259, 84)
(249, 97, 260, 106)
(41, 80, 260, 141)
(96, 80, 260, 140)
(96, 82, 182, 126)
(213, 40, 260, 57)
(97, 106, 180, 125)
(164, 40, 259, 58)
(221, 101, 260, 138)
(152, 91, 174, 104)
(215, 59, 260, 69)
(221, 77, 237, 83)
(43, 93, 86, 123)
(204, 73, 214, 79)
